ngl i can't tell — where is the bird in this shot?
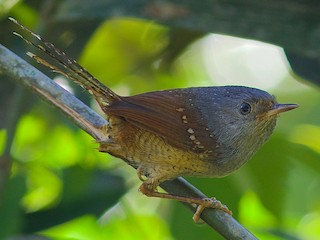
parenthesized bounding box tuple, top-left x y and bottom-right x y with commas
(10, 17, 298, 222)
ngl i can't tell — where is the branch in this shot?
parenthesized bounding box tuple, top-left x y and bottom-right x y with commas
(0, 44, 257, 240)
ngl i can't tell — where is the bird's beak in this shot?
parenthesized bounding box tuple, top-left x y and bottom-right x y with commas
(265, 103, 299, 117)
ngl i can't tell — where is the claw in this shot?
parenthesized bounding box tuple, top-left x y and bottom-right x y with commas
(193, 197, 232, 223)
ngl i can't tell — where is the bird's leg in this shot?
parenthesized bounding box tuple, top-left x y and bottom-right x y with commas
(137, 171, 232, 223)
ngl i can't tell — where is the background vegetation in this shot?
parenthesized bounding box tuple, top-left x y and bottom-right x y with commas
(1, 0, 319, 239)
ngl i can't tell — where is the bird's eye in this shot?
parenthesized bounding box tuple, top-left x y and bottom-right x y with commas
(240, 102, 252, 115)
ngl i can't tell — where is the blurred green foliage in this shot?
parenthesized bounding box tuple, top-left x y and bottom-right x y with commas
(1, 1, 320, 240)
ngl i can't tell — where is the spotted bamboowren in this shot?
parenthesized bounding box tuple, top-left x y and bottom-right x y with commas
(11, 18, 298, 222)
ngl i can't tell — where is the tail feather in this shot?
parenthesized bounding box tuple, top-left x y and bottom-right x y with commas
(9, 17, 120, 108)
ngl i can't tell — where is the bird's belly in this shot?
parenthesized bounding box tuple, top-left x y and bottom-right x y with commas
(99, 116, 224, 179)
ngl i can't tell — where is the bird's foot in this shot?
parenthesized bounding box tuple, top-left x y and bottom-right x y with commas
(193, 197, 232, 223)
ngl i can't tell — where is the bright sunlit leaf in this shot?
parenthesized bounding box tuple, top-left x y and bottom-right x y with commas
(239, 191, 277, 228)
(9, 1, 37, 27)
(0, 0, 20, 17)
(298, 212, 320, 239)
(12, 114, 47, 162)
(45, 125, 83, 168)
(289, 124, 320, 153)
(41, 215, 105, 240)
(0, 129, 6, 156)
(103, 214, 173, 240)
(41, 214, 173, 240)
(80, 18, 169, 87)
(22, 166, 62, 211)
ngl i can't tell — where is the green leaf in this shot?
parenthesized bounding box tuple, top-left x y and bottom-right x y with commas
(0, 174, 26, 239)
(80, 19, 169, 88)
(0, 129, 6, 155)
(24, 167, 126, 233)
(245, 136, 291, 218)
(41, 214, 173, 240)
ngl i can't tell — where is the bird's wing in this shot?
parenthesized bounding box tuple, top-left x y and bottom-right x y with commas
(106, 89, 216, 154)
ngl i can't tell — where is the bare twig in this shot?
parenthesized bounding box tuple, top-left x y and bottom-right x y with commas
(0, 44, 257, 240)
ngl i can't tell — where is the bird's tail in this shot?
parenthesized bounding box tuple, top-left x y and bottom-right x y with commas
(9, 17, 121, 109)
